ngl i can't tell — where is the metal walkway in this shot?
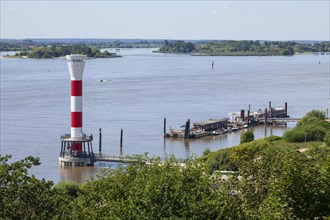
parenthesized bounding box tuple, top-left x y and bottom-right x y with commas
(258, 118, 301, 123)
(94, 153, 186, 164)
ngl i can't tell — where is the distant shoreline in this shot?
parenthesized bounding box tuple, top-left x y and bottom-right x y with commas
(2, 50, 329, 59)
(1, 45, 121, 59)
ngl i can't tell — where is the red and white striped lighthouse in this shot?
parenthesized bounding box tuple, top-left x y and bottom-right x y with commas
(59, 54, 94, 167)
(67, 54, 86, 155)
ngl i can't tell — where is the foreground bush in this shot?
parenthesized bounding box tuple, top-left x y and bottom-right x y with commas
(240, 130, 255, 144)
(325, 131, 330, 147)
(54, 181, 80, 198)
(283, 128, 306, 142)
(70, 158, 235, 219)
(2, 144, 330, 219)
(232, 151, 330, 219)
(0, 155, 71, 219)
(284, 110, 329, 142)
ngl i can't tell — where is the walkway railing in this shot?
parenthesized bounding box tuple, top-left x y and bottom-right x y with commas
(258, 118, 301, 122)
(94, 153, 187, 164)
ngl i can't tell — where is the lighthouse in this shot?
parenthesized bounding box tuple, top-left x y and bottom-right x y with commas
(59, 55, 95, 167)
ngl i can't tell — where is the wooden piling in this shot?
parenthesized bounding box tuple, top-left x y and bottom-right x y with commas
(285, 102, 288, 117)
(99, 128, 102, 153)
(184, 119, 190, 139)
(269, 101, 272, 118)
(164, 118, 166, 137)
(240, 109, 245, 120)
(247, 110, 250, 127)
(265, 108, 268, 125)
(120, 129, 123, 157)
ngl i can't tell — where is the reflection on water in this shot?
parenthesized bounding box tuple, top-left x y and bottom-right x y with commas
(59, 166, 100, 184)
(59, 161, 127, 184)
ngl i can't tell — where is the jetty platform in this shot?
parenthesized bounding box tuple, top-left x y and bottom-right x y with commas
(164, 102, 303, 139)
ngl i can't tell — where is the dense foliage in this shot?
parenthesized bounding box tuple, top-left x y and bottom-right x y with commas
(1, 111, 329, 219)
(159, 40, 330, 56)
(1, 142, 329, 219)
(200, 141, 330, 218)
(8, 45, 120, 58)
(70, 157, 233, 219)
(0, 155, 72, 219)
(227, 147, 330, 219)
(284, 109, 330, 142)
(325, 131, 330, 147)
(158, 40, 195, 53)
(240, 130, 255, 143)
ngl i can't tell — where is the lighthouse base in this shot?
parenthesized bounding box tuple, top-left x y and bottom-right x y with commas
(59, 133, 96, 167)
(59, 156, 94, 167)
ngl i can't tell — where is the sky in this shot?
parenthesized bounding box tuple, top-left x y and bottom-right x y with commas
(1, 1, 329, 41)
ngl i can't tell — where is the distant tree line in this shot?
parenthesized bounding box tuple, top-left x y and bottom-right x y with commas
(158, 40, 195, 53)
(11, 45, 120, 58)
(103, 40, 161, 48)
(159, 40, 330, 56)
(0, 39, 162, 51)
(1, 39, 329, 56)
(0, 39, 39, 51)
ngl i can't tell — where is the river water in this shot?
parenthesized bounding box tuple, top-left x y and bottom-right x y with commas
(1, 48, 329, 183)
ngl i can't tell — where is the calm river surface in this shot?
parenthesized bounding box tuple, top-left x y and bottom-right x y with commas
(1, 48, 329, 183)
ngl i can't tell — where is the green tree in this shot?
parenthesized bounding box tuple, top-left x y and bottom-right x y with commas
(240, 130, 255, 144)
(306, 109, 326, 120)
(285, 110, 330, 142)
(233, 150, 330, 219)
(283, 128, 306, 142)
(325, 131, 330, 147)
(0, 155, 71, 219)
(85, 47, 93, 57)
(71, 157, 233, 219)
(54, 181, 80, 198)
(202, 148, 211, 156)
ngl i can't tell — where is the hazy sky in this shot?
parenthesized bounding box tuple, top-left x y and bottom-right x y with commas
(1, 1, 329, 41)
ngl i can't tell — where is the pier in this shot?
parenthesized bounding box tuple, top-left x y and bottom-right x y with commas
(164, 102, 297, 139)
(259, 117, 301, 123)
(94, 153, 140, 163)
(59, 153, 187, 165)
(94, 153, 186, 164)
